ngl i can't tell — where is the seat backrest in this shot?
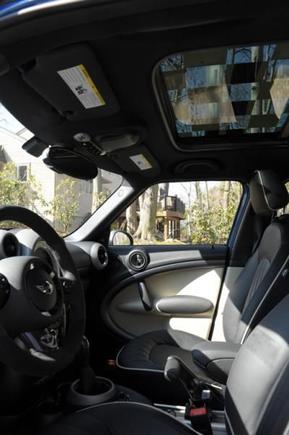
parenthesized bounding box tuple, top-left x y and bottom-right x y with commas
(223, 170, 289, 344)
(225, 293, 289, 435)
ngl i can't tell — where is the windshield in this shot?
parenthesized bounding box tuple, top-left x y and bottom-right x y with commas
(0, 104, 122, 235)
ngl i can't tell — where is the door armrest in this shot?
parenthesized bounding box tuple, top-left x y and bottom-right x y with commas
(156, 295, 213, 315)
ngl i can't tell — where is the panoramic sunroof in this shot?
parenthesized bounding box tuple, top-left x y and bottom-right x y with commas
(159, 43, 289, 140)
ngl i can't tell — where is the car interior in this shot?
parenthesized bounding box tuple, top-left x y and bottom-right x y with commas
(1, 1, 289, 434)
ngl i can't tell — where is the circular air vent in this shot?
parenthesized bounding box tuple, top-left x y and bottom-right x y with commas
(90, 243, 108, 270)
(98, 245, 108, 266)
(127, 249, 148, 272)
(2, 233, 19, 258)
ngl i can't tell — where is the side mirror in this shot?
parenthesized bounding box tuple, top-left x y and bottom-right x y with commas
(109, 230, 133, 246)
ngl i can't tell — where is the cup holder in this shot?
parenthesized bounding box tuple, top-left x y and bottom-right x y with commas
(67, 376, 116, 408)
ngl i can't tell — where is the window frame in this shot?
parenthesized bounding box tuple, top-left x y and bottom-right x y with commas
(66, 178, 134, 242)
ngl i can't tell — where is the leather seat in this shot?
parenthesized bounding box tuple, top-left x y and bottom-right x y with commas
(41, 294, 289, 434)
(117, 170, 289, 381)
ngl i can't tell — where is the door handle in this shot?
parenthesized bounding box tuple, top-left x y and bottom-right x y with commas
(138, 281, 152, 311)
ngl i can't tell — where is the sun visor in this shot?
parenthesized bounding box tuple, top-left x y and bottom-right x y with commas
(21, 44, 119, 121)
(110, 145, 160, 177)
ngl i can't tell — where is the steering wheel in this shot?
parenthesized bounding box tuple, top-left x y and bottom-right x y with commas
(0, 206, 85, 377)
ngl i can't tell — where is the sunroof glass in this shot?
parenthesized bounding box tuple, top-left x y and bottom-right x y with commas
(159, 43, 289, 138)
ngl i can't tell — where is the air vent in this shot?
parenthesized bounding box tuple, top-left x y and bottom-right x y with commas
(2, 233, 19, 258)
(127, 249, 148, 272)
(98, 245, 108, 265)
(90, 243, 108, 270)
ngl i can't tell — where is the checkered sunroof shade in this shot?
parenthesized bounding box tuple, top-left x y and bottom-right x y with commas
(159, 43, 289, 138)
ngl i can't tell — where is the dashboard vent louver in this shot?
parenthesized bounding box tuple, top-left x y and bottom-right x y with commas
(127, 249, 148, 272)
(2, 233, 19, 258)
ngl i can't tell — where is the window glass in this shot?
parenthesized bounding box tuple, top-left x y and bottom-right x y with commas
(159, 42, 289, 139)
(281, 182, 289, 214)
(0, 104, 122, 235)
(17, 164, 28, 182)
(112, 181, 242, 245)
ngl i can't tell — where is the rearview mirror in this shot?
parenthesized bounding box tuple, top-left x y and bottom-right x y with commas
(109, 230, 133, 246)
(43, 146, 98, 180)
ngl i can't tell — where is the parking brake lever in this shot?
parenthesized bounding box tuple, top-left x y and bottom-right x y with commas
(164, 356, 223, 435)
(164, 355, 224, 405)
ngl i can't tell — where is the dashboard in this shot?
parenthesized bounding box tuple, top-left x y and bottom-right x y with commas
(0, 228, 109, 281)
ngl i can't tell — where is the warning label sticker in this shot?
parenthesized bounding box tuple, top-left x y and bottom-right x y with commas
(129, 154, 152, 171)
(57, 64, 106, 109)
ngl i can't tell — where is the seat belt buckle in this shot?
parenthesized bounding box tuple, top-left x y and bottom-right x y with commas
(189, 405, 207, 417)
(186, 403, 212, 435)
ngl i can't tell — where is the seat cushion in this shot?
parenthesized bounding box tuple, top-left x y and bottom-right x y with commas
(117, 329, 206, 372)
(40, 402, 198, 435)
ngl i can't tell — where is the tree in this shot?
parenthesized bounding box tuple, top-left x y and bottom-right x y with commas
(126, 199, 138, 235)
(190, 181, 242, 244)
(93, 190, 108, 209)
(134, 184, 159, 242)
(111, 180, 242, 245)
(49, 177, 80, 235)
(0, 162, 46, 228)
(181, 182, 194, 240)
(92, 170, 109, 210)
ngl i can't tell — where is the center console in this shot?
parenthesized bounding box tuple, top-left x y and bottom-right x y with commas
(158, 355, 226, 434)
(66, 337, 150, 410)
(67, 376, 150, 409)
(154, 404, 226, 435)
(67, 338, 226, 434)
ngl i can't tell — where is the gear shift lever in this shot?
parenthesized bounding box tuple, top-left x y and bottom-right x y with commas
(67, 336, 116, 408)
(78, 337, 98, 395)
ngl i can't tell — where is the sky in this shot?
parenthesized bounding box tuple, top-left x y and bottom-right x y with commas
(0, 104, 25, 133)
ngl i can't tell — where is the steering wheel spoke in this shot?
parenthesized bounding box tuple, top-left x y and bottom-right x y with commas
(59, 276, 78, 302)
(20, 325, 61, 353)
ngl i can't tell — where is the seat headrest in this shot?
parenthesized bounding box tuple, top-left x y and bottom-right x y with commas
(249, 170, 289, 216)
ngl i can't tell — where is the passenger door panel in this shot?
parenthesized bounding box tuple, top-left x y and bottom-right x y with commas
(102, 245, 227, 339)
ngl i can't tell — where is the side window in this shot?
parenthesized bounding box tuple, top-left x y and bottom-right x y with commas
(17, 164, 28, 182)
(112, 181, 243, 245)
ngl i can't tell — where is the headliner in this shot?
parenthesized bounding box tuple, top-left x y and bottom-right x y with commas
(0, 0, 289, 187)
